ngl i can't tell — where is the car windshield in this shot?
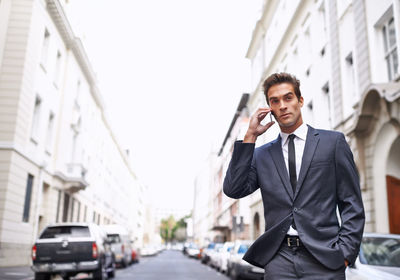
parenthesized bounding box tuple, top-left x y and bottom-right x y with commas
(238, 244, 249, 254)
(107, 234, 121, 243)
(359, 236, 400, 267)
(40, 226, 90, 238)
(207, 243, 215, 249)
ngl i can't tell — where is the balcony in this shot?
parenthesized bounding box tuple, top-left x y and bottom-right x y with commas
(55, 163, 89, 193)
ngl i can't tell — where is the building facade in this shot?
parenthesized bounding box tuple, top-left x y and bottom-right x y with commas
(245, 0, 400, 236)
(193, 94, 265, 245)
(0, 0, 144, 266)
(193, 0, 400, 246)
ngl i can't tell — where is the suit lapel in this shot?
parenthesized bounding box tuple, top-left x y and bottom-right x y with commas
(294, 126, 320, 199)
(269, 136, 294, 199)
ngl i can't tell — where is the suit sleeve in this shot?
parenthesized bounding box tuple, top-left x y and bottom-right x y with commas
(335, 133, 365, 265)
(223, 140, 259, 199)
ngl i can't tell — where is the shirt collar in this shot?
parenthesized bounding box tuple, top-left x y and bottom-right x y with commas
(280, 123, 308, 146)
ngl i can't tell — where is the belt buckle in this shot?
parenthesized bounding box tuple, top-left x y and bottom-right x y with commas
(287, 236, 299, 247)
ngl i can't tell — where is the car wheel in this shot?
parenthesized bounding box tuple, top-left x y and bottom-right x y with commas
(34, 273, 50, 280)
(93, 261, 107, 280)
(230, 267, 241, 280)
(107, 261, 116, 278)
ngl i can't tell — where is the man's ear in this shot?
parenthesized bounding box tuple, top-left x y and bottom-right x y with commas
(299, 96, 304, 107)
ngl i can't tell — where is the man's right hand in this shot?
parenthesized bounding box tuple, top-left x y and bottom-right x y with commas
(243, 108, 275, 143)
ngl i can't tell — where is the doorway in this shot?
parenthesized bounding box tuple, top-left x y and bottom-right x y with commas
(387, 175, 400, 233)
(386, 136, 400, 234)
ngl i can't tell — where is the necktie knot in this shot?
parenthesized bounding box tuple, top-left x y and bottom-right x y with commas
(289, 134, 296, 141)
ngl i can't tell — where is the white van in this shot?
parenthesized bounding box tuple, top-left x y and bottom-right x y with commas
(102, 224, 132, 267)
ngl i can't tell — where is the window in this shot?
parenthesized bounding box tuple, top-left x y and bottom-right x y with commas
(75, 80, 81, 108)
(345, 52, 353, 65)
(70, 198, 75, 222)
(238, 244, 249, 254)
(76, 201, 81, 222)
(70, 131, 78, 163)
(62, 193, 70, 222)
(344, 52, 356, 98)
(40, 29, 50, 68)
(306, 100, 314, 125)
(307, 101, 313, 110)
(40, 226, 90, 239)
(56, 190, 61, 222)
(383, 17, 398, 80)
(31, 96, 42, 142)
(53, 51, 62, 85)
(22, 174, 34, 222)
(84, 205, 87, 222)
(45, 112, 54, 151)
(322, 82, 332, 127)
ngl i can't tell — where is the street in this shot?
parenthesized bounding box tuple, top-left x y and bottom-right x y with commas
(118, 250, 229, 280)
(0, 250, 230, 280)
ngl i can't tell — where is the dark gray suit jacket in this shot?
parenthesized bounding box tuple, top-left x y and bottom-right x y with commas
(223, 126, 365, 270)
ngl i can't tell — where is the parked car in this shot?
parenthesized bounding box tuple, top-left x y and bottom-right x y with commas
(217, 242, 234, 273)
(209, 243, 224, 268)
(186, 243, 201, 259)
(31, 223, 116, 280)
(130, 241, 140, 264)
(346, 233, 400, 280)
(171, 242, 184, 251)
(141, 245, 158, 257)
(227, 240, 264, 280)
(201, 242, 216, 264)
(102, 224, 132, 267)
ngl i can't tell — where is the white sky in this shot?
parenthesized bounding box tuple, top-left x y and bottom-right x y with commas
(72, 0, 262, 213)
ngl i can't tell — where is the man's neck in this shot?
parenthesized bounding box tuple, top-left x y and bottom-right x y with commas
(280, 121, 304, 134)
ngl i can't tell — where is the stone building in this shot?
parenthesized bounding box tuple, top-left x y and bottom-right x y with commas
(245, 0, 400, 235)
(0, 0, 144, 266)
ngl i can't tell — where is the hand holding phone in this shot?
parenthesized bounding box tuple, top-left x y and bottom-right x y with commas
(244, 108, 275, 143)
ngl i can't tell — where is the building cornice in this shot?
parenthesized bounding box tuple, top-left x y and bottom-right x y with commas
(246, 0, 280, 59)
(46, 0, 138, 180)
(218, 93, 249, 156)
(46, 0, 105, 110)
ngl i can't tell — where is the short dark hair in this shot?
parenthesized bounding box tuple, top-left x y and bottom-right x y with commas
(263, 72, 301, 105)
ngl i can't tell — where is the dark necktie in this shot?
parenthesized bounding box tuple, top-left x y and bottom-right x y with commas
(288, 134, 297, 229)
(288, 134, 297, 194)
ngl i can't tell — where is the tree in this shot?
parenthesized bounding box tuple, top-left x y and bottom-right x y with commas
(159, 215, 176, 243)
(159, 214, 191, 243)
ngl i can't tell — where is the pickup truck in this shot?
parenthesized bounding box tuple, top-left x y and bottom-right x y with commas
(31, 223, 116, 280)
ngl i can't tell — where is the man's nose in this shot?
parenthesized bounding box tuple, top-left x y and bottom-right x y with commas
(279, 100, 287, 110)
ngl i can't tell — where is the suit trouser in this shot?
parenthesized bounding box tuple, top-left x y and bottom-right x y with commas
(263, 240, 346, 280)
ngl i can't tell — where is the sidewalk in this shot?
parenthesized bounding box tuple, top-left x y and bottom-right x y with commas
(0, 266, 33, 280)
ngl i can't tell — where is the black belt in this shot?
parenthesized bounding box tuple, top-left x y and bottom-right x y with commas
(285, 235, 303, 247)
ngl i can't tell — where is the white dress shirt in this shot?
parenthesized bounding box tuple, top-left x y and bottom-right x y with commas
(279, 122, 308, 236)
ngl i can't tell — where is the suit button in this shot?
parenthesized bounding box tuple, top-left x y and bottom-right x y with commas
(294, 208, 298, 212)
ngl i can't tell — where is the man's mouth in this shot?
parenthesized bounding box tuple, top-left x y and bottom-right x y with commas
(280, 113, 291, 119)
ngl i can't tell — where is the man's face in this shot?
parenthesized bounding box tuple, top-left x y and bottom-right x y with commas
(267, 83, 304, 133)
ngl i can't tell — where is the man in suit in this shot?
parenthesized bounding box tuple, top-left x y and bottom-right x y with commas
(223, 72, 365, 279)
